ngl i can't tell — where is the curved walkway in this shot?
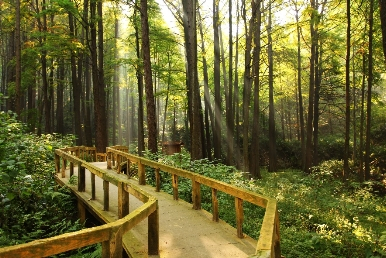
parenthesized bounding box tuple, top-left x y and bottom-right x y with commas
(56, 162, 257, 258)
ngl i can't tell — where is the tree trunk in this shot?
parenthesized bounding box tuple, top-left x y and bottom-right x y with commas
(234, 0, 241, 170)
(227, 0, 234, 166)
(213, 0, 222, 161)
(141, 0, 157, 154)
(15, 0, 21, 116)
(134, 6, 145, 156)
(365, 0, 374, 181)
(344, 0, 351, 180)
(183, 0, 202, 160)
(242, 0, 253, 172)
(294, 0, 305, 168)
(90, 0, 108, 153)
(69, 11, 82, 146)
(198, 7, 213, 161)
(250, 0, 261, 178)
(56, 59, 64, 134)
(267, 1, 277, 172)
(304, 0, 317, 173)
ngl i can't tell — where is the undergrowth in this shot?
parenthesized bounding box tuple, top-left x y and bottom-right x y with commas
(147, 150, 386, 258)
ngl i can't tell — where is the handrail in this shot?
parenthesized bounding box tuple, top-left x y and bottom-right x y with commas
(107, 146, 281, 258)
(0, 146, 159, 258)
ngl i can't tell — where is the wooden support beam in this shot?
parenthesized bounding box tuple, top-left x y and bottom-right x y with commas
(70, 162, 74, 177)
(61, 158, 66, 178)
(235, 197, 244, 238)
(192, 178, 201, 210)
(118, 182, 129, 219)
(148, 203, 159, 255)
(107, 152, 112, 169)
(102, 226, 123, 258)
(155, 168, 160, 192)
(104, 180, 109, 211)
(91, 173, 96, 200)
(77, 199, 86, 224)
(55, 154, 60, 174)
(172, 174, 178, 200)
(138, 161, 146, 185)
(78, 163, 85, 192)
(212, 188, 219, 222)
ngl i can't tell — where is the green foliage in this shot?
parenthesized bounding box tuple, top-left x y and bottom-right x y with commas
(0, 111, 82, 251)
(149, 150, 385, 258)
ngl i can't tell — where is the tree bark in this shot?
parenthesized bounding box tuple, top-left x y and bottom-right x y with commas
(344, 0, 351, 180)
(213, 0, 222, 161)
(183, 0, 202, 160)
(140, 0, 157, 154)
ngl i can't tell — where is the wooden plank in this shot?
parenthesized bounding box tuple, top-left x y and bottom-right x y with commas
(0, 225, 110, 258)
(91, 173, 96, 200)
(55, 154, 60, 174)
(70, 162, 74, 177)
(256, 200, 277, 252)
(78, 163, 85, 192)
(235, 197, 244, 238)
(172, 174, 178, 200)
(212, 188, 219, 222)
(104, 180, 109, 211)
(195, 176, 268, 208)
(61, 158, 66, 178)
(102, 225, 123, 258)
(78, 199, 86, 224)
(155, 168, 160, 192)
(192, 178, 201, 210)
(118, 182, 129, 219)
(138, 161, 146, 185)
(148, 204, 159, 255)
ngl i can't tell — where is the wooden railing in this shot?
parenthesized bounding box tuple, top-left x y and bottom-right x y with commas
(107, 146, 281, 258)
(0, 146, 159, 258)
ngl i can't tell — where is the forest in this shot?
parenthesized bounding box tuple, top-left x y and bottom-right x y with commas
(0, 0, 386, 257)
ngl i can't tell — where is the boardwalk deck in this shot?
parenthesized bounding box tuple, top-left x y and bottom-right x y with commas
(56, 162, 257, 258)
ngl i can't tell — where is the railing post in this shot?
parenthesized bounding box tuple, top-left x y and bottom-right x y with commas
(148, 201, 159, 255)
(102, 226, 123, 258)
(70, 162, 74, 177)
(61, 158, 66, 178)
(107, 150, 112, 169)
(155, 168, 160, 192)
(91, 173, 96, 200)
(78, 163, 85, 192)
(138, 161, 146, 185)
(117, 154, 121, 173)
(103, 180, 109, 211)
(235, 197, 244, 238)
(126, 160, 131, 178)
(192, 177, 201, 210)
(55, 153, 60, 174)
(172, 174, 178, 200)
(212, 188, 219, 222)
(274, 209, 281, 258)
(118, 182, 129, 218)
(77, 199, 86, 224)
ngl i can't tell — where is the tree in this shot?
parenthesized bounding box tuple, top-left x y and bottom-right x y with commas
(140, 0, 157, 154)
(182, 0, 203, 160)
(343, 0, 351, 180)
(90, 0, 108, 153)
(213, 0, 221, 161)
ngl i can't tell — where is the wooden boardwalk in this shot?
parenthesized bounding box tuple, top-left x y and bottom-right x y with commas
(56, 162, 257, 258)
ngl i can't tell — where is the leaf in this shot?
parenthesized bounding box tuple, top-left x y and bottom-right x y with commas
(6, 192, 15, 201)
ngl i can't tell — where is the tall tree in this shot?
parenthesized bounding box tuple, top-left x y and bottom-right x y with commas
(140, 0, 157, 154)
(213, 0, 222, 161)
(343, 0, 351, 180)
(365, 0, 374, 181)
(90, 0, 108, 153)
(226, 0, 234, 166)
(15, 0, 21, 117)
(182, 0, 202, 160)
(304, 0, 317, 172)
(69, 9, 82, 146)
(267, 0, 277, 172)
(249, 0, 261, 178)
